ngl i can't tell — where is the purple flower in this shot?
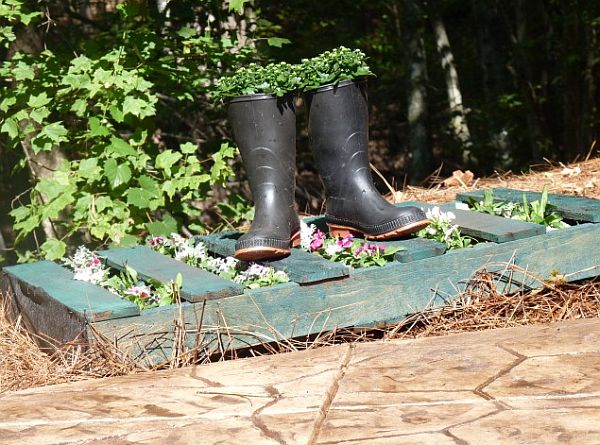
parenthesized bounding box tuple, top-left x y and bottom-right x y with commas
(310, 229, 326, 251)
(336, 234, 354, 249)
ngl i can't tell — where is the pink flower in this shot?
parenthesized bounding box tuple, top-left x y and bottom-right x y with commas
(88, 257, 101, 267)
(148, 236, 165, 247)
(310, 229, 325, 251)
(336, 234, 354, 249)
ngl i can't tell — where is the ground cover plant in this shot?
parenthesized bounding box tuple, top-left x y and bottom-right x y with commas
(147, 233, 289, 289)
(299, 221, 401, 268)
(415, 206, 474, 250)
(64, 246, 178, 309)
(465, 187, 568, 229)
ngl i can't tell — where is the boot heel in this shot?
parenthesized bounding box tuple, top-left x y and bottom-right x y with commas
(327, 224, 361, 238)
(290, 230, 301, 248)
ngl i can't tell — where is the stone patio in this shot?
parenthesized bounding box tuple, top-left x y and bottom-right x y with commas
(2, 318, 600, 444)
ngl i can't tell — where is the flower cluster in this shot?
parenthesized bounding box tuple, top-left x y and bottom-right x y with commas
(416, 207, 473, 250)
(64, 246, 176, 309)
(299, 221, 400, 268)
(147, 233, 289, 288)
(63, 246, 108, 285)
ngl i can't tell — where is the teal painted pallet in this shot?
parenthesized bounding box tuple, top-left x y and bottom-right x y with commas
(3, 188, 600, 364)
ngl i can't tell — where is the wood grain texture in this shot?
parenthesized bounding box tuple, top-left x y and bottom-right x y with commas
(197, 232, 350, 284)
(398, 201, 546, 243)
(91, 223, 600, 362)
(1, 261, 139, 322)
(456, 188, 600, 222)
(100, 246, 243, 302)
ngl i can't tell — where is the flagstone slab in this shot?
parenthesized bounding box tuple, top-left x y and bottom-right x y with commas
(450, 408, 600, 445)
(3, 319, 600, 444)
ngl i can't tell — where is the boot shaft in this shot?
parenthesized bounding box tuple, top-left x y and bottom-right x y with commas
(228, 94, 297, 212)
(306, 79, 375, 200)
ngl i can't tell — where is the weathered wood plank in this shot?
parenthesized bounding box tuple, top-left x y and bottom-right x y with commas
(397, 202, 545, 243)
(456, 188, 600, 222)
(92, 223, 600, 363)
(374, 237, 447, 263)
(197, 232, 349, 284)
(99, 246, 243, 303)
(1, 261, 139, 322)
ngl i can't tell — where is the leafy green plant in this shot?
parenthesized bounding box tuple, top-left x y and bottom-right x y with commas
(299, 46, 374, 91)
(416, 207, 474, 250)
(0, 1, 267, 261)
(466, 187, 567, 229)
(215, 62, 301, 99)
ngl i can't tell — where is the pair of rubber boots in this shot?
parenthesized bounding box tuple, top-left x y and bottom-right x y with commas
(228, 79, 429, 261)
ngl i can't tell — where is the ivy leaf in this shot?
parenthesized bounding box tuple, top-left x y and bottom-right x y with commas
(108, 136, 137, 157)
(267, 37, 291, 48)
(104, 158, 131, 188)
(41, 239, 66, 260)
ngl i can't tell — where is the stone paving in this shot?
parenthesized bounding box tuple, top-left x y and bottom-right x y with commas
(2, 318, 600, 444)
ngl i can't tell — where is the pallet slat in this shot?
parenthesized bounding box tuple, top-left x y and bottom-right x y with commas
(197, 232, 349, 284)
(397, 202, 545, 243)
(375, 237, 447, 263)
(2, 261, 139, 321)
(100, 246, 243, 303)
(456, 188, 600, 222)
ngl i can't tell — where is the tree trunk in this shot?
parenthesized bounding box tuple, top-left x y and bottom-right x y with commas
(430, 11, 474, 166)
(9, 18, 67, 242)
(404, 0, 432, 184)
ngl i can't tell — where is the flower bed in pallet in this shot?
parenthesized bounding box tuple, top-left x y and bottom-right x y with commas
(2, 188, 600, 365)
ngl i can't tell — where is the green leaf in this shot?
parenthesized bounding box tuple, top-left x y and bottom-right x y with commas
(180, 142, 197, 154)
(0, 96, 16, 112)
(29, 106, 50, 124)
(13, 61, 34, 81)
(27, 92, 51, 108)
(70, 99, 87, 117)
(104, 158, 131, 188)
(146, 213, 178, 236)
(108, 136, 137, 157)
(125, 187, 153, 209)
(41, 239, 66, 260)
(31, 122, 68, 153)
(155, 150, 182, 175)
(122, 96, 150, 118)
(78, 157, 101, 179)
(88, 117, 110, 137)
(267, 37, 291, 48)
(228, 0, 250, 13)
(0, 117, 18, 138)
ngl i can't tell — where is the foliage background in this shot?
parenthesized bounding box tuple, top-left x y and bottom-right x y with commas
(1, 0, 599, 264)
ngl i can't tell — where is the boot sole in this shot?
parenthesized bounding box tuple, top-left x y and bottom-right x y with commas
(234, 231, 301, 262)
(328, 219, 430, 240)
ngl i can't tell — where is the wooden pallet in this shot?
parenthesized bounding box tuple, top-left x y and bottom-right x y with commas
(2, 188, 600, 364)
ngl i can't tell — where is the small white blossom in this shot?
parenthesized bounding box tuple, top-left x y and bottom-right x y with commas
(300, 221, 316, 251)
(324, 243, 343, 256)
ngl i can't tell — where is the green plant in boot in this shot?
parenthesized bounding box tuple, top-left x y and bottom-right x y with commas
(299, 46, 374, 91)
(215, 62, 301, 100)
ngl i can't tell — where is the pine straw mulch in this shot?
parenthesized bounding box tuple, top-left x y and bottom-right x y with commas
(1, 155, 600, 394)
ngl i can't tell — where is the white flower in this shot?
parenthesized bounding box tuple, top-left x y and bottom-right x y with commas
(325, 243, 343, 256)
(300, 221, 316, 251)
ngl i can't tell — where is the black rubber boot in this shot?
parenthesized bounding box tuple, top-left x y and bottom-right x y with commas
(228, 94, 300, 261)
(306, 79, 428, 239)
